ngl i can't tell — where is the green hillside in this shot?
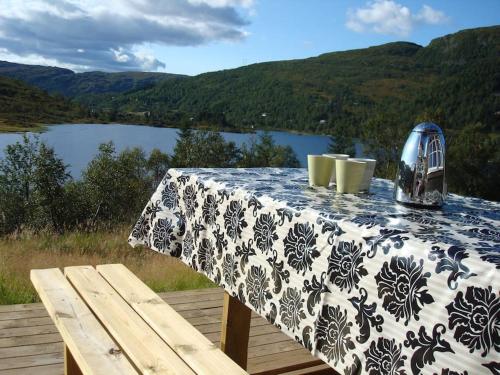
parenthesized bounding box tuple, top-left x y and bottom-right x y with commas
(0, 61, 185, 98)
(0, 76, 85, 132)
(98, 26, 499, 134)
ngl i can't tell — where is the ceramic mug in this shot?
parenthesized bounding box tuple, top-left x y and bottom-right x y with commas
(308, 155, 334, 187)
(322, 154, 349, 183)
(349, 158, 376, 191)
(336, 159, 367, 193)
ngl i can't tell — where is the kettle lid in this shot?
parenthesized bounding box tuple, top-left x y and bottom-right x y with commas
(412, 122, 443, 133)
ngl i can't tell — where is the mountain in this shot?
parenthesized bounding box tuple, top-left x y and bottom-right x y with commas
(0, 26, 498, 135)
(96, 26, 499, 134)
(0, 76, 85, 132)
(0, 61, 186, 98)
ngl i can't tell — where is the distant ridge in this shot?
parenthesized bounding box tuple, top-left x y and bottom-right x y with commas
(94, 25, 500, 133)
(0, 75, 83, 131)
(0, 61, 186, 98)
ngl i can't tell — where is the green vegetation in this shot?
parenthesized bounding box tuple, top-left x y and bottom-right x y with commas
(0, 76, 86, 131)
(0, 60, 184, 98)
(92, 27, 499, 135)
(0, 227, 215, 304)
(0, 131, 300, 236)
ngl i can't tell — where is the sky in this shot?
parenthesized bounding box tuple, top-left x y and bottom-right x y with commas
(0, 0, 498, 75)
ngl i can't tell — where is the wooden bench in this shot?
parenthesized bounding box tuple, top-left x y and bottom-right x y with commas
(30, 264, 248, 375)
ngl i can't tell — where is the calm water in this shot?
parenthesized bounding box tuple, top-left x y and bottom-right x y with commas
(0, 124, 361, 178)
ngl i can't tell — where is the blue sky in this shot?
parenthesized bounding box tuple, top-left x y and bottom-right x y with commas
(0, 0, 498, 75)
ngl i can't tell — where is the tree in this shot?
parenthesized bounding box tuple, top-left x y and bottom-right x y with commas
(361, 114, 410, 179)
(239, 133, 300, 167)
(33, 143, 70, 232)
(327, 122, 355, 156)
(171, 130, 241, 167)
(147, 149, 170, 186)
(447, 123, 499, 200)
(0, 135, 73, 234)
(82, 142, 151, 225)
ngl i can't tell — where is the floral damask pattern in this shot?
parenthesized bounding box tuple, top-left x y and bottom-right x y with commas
(198, 238, 216, 276)
(224, 200, 248, 242)
(364, 337, 407, 375)
(152, 218, 175, 252)
(181, 231, 194, 259)
(131, 214, 150, 242)
(161, 181, 179, 209)
(129, 168, 500, 374)
(202, 194, 219, 227)
(376, 255, 434, 325)
(254, 213, 278, 254)
(183, 185, 198, 218)
(279, 287, 306, 332)
(222, 253, 240, 288)
(446, 286, 499, 356)
(283, 222, 320, 275)
(316, 304, 355, 366)
(327, 240, 367, 293)
(246, 265, 272, 313)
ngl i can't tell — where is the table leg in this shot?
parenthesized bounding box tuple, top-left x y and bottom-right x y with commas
(64, 345, 83, 375)
(220, 291, 251, 369)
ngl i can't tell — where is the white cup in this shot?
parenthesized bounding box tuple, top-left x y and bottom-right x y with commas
(349, 158, 376, 191)
(308, 155, 334, 187)
(336, 159, 367, 194)
(323, 154, 349, 183)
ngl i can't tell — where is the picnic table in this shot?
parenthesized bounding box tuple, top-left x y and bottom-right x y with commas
(129, 168, 499, 375)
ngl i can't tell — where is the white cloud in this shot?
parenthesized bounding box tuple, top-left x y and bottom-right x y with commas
(346, 1, 448, 37)
(415, 5, 448, 25)
(0, 0, 251, 71)
(188, 0, 255, 8)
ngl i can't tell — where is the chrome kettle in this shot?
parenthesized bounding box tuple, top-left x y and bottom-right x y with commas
(394, 122, 446, 207)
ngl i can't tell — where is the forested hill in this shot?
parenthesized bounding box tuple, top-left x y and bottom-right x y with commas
(0, 61, 185, 98)
(0, 76, 85, 132)
(98, 26, 499, 134)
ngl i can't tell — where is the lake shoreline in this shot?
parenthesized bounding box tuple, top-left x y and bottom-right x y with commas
(0, 119, 332, 138)
(0, 124, 345, 176)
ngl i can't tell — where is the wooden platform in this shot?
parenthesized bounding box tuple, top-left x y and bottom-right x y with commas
(0, 288, 335, 375)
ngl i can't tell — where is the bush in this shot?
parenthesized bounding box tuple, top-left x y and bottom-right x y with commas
(0, 131, 301, 236)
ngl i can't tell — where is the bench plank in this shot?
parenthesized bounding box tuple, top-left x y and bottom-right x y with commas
(96, 264, 247, 375)
(29, 269, 137, 375)
(64, 266, 196, 375)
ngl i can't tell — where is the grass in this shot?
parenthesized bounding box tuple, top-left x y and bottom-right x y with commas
(0, 119, 46, 133)
(0, 226, 215, 305)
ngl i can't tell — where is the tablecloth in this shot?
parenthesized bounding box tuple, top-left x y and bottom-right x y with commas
(129, 168, 499, 375)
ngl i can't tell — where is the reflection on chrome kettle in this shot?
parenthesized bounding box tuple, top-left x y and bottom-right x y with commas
(394, 122, 447, 208)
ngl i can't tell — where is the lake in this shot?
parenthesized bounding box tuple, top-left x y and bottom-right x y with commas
(0, 123, 362, 178)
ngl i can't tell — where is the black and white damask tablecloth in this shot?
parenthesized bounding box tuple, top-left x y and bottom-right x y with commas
(129, 168, 499, 375)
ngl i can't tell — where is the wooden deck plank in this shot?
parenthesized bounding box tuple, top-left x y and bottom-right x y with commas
(0, 303, 46, 313)
(0, 333, 62, 349)
(248, 350, 324, 375)
(0, 363, 63, 375)
(281, 364, 337, 375)
(0, 352, 64, 370)
(0, 309, 49, 321)
(0, 317, 54, 329)
(0, 287, 327, 375)
(0, 342, 62, 359)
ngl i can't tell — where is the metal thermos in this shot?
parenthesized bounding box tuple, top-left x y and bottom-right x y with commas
(394, 122, 446, 207)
